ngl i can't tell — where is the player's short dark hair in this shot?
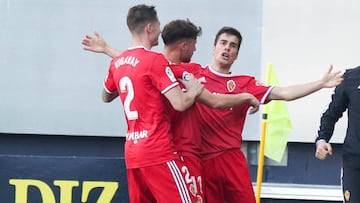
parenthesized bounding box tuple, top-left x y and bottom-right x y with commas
(214, 26, 242, 51)
(127, 4, 158, 34)
(161, 19, 202, 45)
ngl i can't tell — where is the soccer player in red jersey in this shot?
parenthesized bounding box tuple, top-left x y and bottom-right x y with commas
(197, 26, 343, 203)
(157, 20, 260, 203)
(101, 5, 204, 203)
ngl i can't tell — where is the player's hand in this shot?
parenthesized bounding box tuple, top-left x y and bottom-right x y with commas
(321, 64, 344, 88)
(247, 94, 260, 115)
(82, 31, 107, 53)
(315, 140, 333, 160)
(179, 73, 204, 97)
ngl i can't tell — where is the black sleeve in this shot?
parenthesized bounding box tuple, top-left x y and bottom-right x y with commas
(315, 71, 349, 143)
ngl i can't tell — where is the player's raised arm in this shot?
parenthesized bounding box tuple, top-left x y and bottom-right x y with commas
(267, 64, 343, 101)
(82, 31, 122, 58)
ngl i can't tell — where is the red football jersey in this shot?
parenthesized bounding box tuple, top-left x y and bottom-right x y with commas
(168, 63, 203, 158)
(168, 103, 203, 158)
(196, 66, 273, 160)
(104, 46, 179, 169)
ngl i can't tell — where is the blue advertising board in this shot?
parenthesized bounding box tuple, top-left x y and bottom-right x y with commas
(1, 156, 128, 203)
(0, 134, 129, 203)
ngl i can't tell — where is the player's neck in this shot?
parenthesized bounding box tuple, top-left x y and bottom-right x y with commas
(210, 61, 231, 74)
(163, 48, 181, 64)
(132, 37, 152, 50)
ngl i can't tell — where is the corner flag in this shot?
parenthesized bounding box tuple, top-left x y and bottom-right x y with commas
(263, 63, 293, 162)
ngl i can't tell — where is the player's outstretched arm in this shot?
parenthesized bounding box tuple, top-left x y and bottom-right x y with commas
(82, 31, 122, 58)
(267, 64, 343, 101)
(196, 90, 259, 112)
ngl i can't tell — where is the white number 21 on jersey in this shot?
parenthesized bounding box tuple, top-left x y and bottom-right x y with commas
(120, 76, 138, 120)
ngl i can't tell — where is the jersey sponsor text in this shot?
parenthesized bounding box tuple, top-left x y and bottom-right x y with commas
(126, 130, 149, 144)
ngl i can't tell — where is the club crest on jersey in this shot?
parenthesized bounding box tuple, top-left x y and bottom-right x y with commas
(227, 80, 236, 92)
(165, 66, 177, 82)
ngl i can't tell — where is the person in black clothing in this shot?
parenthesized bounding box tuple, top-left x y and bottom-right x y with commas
(315, 65, 360, 203)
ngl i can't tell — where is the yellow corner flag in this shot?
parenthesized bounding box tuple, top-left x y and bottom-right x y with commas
(263, 63, 293, 163)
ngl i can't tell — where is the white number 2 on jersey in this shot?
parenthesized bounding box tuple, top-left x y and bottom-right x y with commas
(120, 76, 138, 120)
